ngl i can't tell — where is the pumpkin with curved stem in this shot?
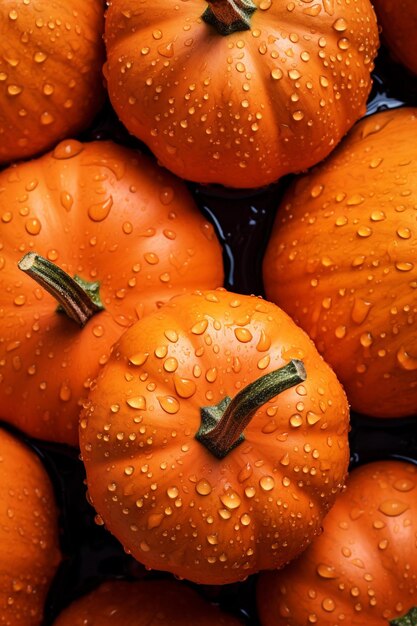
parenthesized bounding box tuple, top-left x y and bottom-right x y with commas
(0, 139, 223, 446)
(0, 426, 61, 625)
(53, 578, 244, 625)
(80, 289, 350, 585)
(257, 459, 417, 626)
(104, 0, 379, 189)
(263, 107, 417, 419)
(0, 0, 105, 166)
(372, 0, 417, 76)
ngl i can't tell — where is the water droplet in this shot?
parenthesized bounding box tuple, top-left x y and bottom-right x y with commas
(7, 84, 23, 96)
(25, 218, 41, 235)
(128, 353, 149, 366)
(196, 479, 212, 496)
(59, 191, 73, 211)
(147, 513, 164, 529)
(393, 478, 415, 492)
(59, 384, 71, 402)
(396, 346, 417, 371)
(53, 140, 84, 159)
(351, 298, 372, 324)
(40, 112, 54, 125)
(378, 499, 409, 517)
(158, 395, 180, 414)
(126, 396, 146, 410)
(333, 17, 347, 31)
(259, 476, 275, 491)
(220, 491, 241, 509)
(34, 50, 47, 63)
(191, 319, 208, 335)
(88, 196, 113, 222)
(316, 563, 338, 578)
(173, 375, 196, 398)
(234, 328, 253, 343)
(163, 357, 178, 373)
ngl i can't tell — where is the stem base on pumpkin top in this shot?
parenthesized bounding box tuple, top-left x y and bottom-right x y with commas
(18, 252, 104, 327)
(196, 359, 306, 459)
(390, 607, 417, 626)
(202, 0, 257, 35)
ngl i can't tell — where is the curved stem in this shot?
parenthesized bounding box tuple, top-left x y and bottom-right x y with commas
(202, 0, 257, 35)
(390, 607, 417, 626)
(196, 359, 306, 459)
(18, 252, 104, 328)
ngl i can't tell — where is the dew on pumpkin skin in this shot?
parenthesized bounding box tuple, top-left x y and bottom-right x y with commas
(396, 346, 417, 371)
(195, 479, 212, 496)
(260, 476, 275, 491)
(158, 396, 180, 414)
(88, 196, 113, 222)
(220, 491, 241, 510)
(126, 396, 146, 410)
(378, 499, 409, 516)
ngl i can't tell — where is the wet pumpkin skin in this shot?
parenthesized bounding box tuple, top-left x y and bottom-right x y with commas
(80, 289, 350, 585)
(0, 426, 61, 626)
(372, 0, 417, 76)
(263, 107, 417, 419)
(0, 140, 224, 446)
(104, 0, 379, 189)
(53, 578, 244, 625)
(257, 460, 417, 626)
(0, 0, 105, 166)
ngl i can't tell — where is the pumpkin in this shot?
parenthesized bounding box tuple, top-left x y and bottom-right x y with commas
(0, 0, 105, 166)
(79, 288, 350, 585)
(103, 0, 379, 189)
(52, 578, 244, 625)
(0, 425, 61, 625)
(0, 139, 224, 446)
(257, 459, 417, 626)
(263, 107, 417, 419)
(372, 0, 417, 76)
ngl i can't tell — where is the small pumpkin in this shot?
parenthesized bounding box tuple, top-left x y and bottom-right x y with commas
(52, 578, 243, 625)
(0, 139, 223, 445)
(0, 0, 105, 166)
(257, 459, 417, 626)
(263, 107, 417, 419)
(372, 0, 417, 75)
(0, 425, 61, 626)
(80, 288, 350, 585)
(104, 0, 379, 189)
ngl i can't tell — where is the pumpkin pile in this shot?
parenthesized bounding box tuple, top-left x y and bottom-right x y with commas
(0, 0, 416, 625)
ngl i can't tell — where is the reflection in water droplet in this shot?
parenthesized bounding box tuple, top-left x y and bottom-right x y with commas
(317, 563, 338, 579)
(220, 491, 241, 510)
(158, 396, 180, 414)
(196, 479, 212, 496)
(53, 140, 84, 159)
(88, 196, 113, 222)
(396, 346, 417, 371)
(378, 499, 409, 517)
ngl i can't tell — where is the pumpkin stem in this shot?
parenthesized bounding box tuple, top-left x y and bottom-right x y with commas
(195, 359, 306, 459)
(18, 252, 104, 328)
(390, 607, 417, 626)
(202, 0, 257, 35)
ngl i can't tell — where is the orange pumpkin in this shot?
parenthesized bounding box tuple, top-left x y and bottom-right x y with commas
(53, 578, 243, 625)
(263, 107, 417, 419)
(104, 0, 379, 189)
(0, 139, 224, 445)
(257, 459, 417, 626)
(0, 0, 105, 166)
(0, 426, 61, 625)
(372, 0, 417, 75)
(80, 288, 350, 585)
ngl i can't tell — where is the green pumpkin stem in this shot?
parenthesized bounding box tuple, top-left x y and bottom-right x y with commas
(202, 0, 257, 35)
(18, 252, 104, 328)
(196, 359, 306, 459)
(390, 607, 417, 626)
